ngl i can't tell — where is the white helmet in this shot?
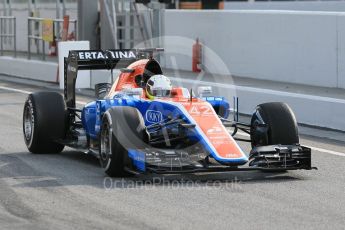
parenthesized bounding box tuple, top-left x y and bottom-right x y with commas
(146, 75, 172, 99)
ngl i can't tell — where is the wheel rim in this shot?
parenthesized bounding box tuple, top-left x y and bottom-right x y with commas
(23, 104, 34, 142)
(100, 122, 111, 165)
(251, 110, 268, 147)
(251, 119, 260, 146)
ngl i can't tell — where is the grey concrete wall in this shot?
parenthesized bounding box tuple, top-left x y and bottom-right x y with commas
(0, 56, 58, 82)
(163, 10, 345, 89)
(225, 1, 345, 12)
(0, 56, 116, 88)
(337, 16, 345, 89)
(78, 0, 98, 49)
(99, 0, 116, 50)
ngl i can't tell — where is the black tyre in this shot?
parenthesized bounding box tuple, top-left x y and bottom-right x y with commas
(250, 102, 299, 147)
(23, 92, 67, 153)
(99, 107, 146, 177)
(213, 105, 227, 118)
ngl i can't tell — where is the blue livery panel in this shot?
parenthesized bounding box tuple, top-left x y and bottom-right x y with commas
(81, 95, 247, 165)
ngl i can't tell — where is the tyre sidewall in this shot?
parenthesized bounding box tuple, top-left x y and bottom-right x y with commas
(23, 92, 67, 153)
(251, 102, 299, 147)
(99, 107, 146, 177)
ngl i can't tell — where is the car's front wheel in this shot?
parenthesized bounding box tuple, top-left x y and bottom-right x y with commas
(99, 107, 146, 177)
(250, 102, 299, 148)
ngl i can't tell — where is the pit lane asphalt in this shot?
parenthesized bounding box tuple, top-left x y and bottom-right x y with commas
(0, 79, 344, 230)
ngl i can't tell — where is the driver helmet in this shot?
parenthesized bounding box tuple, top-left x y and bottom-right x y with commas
(146, 75, 172, 100)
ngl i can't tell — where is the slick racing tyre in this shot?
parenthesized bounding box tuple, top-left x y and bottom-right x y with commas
(213, 105, 227, 118)
(23, 92, 67, 154)
(99, 107, 146, 177)
(250, 102, 299, 148)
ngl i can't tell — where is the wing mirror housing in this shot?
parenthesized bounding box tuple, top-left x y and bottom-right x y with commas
(197, 86, 213, 97)
(122, 87, 143, 99)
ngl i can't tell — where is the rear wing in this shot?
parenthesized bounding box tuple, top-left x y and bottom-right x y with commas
(64, 48, 163, 108)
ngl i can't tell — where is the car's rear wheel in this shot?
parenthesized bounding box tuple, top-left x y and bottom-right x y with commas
(99, 107, 146, 177)
(23, 92, 67, 153)
(250, 102, 299, 148)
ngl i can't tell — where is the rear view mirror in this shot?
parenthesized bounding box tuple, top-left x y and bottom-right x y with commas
(197, 86, 212, 97)
(122, 88, 143, 99)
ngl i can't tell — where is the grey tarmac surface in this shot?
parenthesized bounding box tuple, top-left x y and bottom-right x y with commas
(0, 79, 344, 230)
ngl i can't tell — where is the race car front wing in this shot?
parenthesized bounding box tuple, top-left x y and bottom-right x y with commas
(249, 144, 312, 169)
(127, 144, 315, 174)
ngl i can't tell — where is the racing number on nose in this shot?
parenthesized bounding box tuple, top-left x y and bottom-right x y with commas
(189, 105, 213, 116)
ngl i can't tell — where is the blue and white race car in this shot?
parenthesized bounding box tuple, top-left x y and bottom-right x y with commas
(23, 48, 314, 177)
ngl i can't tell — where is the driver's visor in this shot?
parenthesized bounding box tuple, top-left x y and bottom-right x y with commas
(151, 89, 171, 97)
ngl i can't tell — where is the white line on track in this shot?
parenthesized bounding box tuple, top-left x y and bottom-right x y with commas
(0, 85, 88, 105)
(307, 146, 345, 157)
(235, 131, 345, 157)
(0, 163, 9, 169)
(0, 85, 32, 94)
(1, 84, 344, 157)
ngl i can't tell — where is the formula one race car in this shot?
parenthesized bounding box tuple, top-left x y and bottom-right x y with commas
(22, 48, 314, 177)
